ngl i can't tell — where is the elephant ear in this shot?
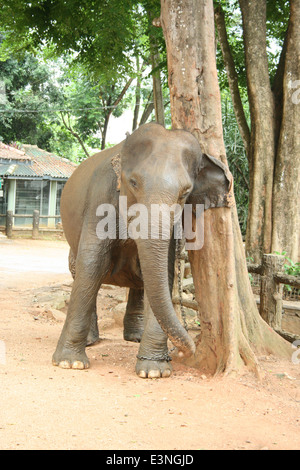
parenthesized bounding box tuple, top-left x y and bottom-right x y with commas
(189, 153, 234, 210)
(111, 153, 121, 191)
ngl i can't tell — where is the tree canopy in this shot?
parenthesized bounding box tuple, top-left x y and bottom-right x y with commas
(0, 0, 165, 80)
(0, 36, 60, 146)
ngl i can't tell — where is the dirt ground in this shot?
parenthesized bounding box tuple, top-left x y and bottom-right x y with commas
(0, 237, 299, 451)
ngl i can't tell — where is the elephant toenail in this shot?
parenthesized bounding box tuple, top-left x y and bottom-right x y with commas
(148, 370, 160, 379)
(72, 361, 85, 370)
(59, 360, 71, 369)
(138, 370, 147, 378)
(162, 369, 171, 378)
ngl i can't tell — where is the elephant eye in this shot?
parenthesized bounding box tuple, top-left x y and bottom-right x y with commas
(129, 178, 138, 189)
(179, 187, 192, 200)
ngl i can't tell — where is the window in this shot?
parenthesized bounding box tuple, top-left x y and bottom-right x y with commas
(15, 180, 50, 227)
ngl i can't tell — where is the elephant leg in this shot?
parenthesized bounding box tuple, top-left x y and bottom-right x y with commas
(135, 293, 172, 379)
(86, 307, 100, 346)
(53, 242, 111, 370)
(68, 248, 100, 347)
(68, 248, 76, 280)
(123, 288, 144, 343)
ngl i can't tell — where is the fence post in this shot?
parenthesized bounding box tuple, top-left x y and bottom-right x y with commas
(6, 210, 13, 238)
(32, 210, 40, 239)
(260, 254, 285, 330)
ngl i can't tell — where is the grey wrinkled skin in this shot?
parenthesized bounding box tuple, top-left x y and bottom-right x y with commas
(52, 123, 233, 378)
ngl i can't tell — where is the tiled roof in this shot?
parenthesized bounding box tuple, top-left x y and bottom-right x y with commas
(21, 145, 77, 179)
(0, 143, 29, 161)
(0, 162, 37, 177)
(0, 143, 77, 179)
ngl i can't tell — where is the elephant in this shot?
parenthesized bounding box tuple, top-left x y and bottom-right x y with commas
(52, 122, 233, 378)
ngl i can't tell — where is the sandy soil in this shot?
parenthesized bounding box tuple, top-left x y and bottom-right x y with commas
(0, 237, 299, 451)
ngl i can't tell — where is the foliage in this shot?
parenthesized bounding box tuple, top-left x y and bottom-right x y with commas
(274, 251, 300, 295)
(215, 0, 290, 91)
(215, 0, 247, 92)
(0, 36, 61, 146)
(274, 251, 300, 278)
(0, 0, 169, 155)
(0, 0, 138, 82)
(221, 90, 249, 236)
(43, 120, 84, 162)
(58, 63, 134, 150)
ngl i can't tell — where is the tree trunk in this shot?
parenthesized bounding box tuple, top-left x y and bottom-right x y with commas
(139, 91, 155, 126)
(160, 0, 290, 376)
(215, 1, 299, 263)
(271, 0, 300, 263)
(132, 55, 142, 132)
(149, 26, 165, 126)
(239, 0, 276, 263)
(151, 52, 165, 126)
(214, 4, 250, 158)
(101, 113, 110, 150)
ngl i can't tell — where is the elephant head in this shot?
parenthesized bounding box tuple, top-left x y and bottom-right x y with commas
(112, 123, 233, 357)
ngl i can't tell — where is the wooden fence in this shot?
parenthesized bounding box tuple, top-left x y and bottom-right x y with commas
(3, 210, 62, 238)
(248, 254, 300, 342)
(174, 252, 300, 343)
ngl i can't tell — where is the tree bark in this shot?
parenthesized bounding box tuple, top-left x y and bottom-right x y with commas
(271, 0, 300, 263)
(151, 51, 165, 126)
(160, 0, 290, 376)
(148, 21, 165, 126)
(214, 4, 250, 158)
(132, 55, 141, 132)
(239, 0, 276, 263)
(272, 31, 288, 155)
(139, 91, 155, 126)
(101, 113, 110, 150)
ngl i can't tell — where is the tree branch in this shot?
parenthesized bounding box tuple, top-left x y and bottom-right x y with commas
(232, 160, 249, 190)
(132, 55, 142, 131)
(139, 90, 154, 126)
(60, 112, 90, 158)
(214, 4, 250, 158)
(111, 76, 135, 111)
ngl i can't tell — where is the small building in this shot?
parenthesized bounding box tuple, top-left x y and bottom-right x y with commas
(0, 143, 77, 229)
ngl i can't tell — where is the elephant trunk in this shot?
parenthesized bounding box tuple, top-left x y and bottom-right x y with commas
(136, 236, 195, 357)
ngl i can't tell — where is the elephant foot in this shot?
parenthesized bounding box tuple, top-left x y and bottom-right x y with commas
(123, 329, 143, 343)
(52, 346, 90, 370)
(123, 313, 144, 343)
(86, 332, 100, 347)
(135, 358, 172, 379)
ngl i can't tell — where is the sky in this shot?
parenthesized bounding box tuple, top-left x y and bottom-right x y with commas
(106, 109, 134, 145)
